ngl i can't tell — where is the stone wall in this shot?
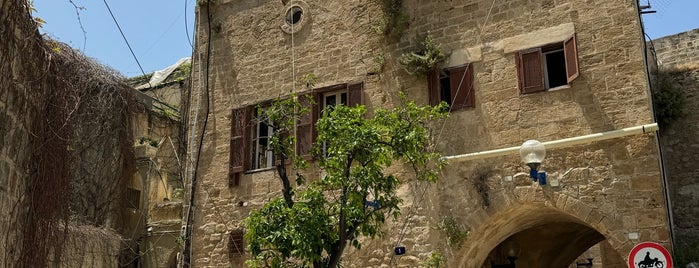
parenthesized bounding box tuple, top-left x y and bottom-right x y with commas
(652, 28, 699, 71)
(187, 0, 670, 267)
(1, 1, 139, 266)
(52, 225, 124, 268)
(652, 28, 699, 258)
(0, 0, 51, 265)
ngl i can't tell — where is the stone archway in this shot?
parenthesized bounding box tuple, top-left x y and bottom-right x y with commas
(455, 195, 628, 268)
(485, 221, 605, 268)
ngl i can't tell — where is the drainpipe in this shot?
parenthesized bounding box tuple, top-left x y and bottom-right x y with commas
(442, 123, 659, 163)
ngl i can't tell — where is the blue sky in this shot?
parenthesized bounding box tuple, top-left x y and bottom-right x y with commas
(35, 0, 196, 77)
(34, 0, 698, 78)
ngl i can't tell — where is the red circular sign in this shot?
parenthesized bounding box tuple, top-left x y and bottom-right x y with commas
(628, 242, 672, 268)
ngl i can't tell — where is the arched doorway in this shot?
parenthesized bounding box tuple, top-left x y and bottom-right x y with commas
(457, 202, 627, 268)
(485, 221, 605, 268)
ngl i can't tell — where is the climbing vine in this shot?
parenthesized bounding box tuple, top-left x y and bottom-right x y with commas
(652, 70, 686, 127)
(4, 2, 138, 265)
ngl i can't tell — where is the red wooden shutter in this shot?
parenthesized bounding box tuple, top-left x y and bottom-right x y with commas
(228, 107, 250, 187)
(296, 94, 314, 158)
(564, 34, 579, 83)
(427, 69, 441, 106)
(516, 48, 545, 94)
(347, 82, 364, 107)
(448, 64, 474, 110)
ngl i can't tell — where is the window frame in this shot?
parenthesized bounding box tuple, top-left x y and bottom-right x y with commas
(250, 106, 275, 171)
(516, 34, 579, 94)
(228, 82, 365, 186)
(296, 82, 364, 159)
(428, 63, 475, 111)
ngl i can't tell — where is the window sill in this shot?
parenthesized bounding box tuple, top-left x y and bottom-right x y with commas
(244, 167, 276, 174)
(547, 84, 570, 92)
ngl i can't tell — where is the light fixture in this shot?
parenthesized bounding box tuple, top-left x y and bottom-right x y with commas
(519, 140, 547, 185)
(491, 240, 519, 268)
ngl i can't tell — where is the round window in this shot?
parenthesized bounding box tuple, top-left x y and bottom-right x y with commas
(280, 1, 309, 34)
(286, 6, 303, 25)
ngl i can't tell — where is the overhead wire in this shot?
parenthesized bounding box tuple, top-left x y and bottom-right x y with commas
(185, 0, 194, 49)
(102, 0, 149, 79)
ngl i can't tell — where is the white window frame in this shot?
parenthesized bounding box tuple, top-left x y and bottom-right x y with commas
(542, 47, 566, 90)
(251, 108, 274, 170)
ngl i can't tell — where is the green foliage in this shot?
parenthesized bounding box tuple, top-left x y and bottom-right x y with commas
(399, 33, 449, 77)
(171, 62, 192, 82)
(437, 216, 469, 249)
(138, 136, 159, 147)
(379, 0, 410, 41)
(673, 240, 699, 267)
(421, 251, 444, 268)
(245, 94, 447, 268)
(301, 73, 318, 90)
(26, 0, 45, 28)
(171, 188, 184, 200)
(653, 71, 686, 127)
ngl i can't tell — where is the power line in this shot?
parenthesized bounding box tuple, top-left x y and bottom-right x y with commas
(185, 0, 193, 49)
(102, 0, 148, 77)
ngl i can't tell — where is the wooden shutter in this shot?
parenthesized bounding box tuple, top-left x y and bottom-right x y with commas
(296, 94, 314, 158)
(347, 82, 364, 107)
(427, 69, 441, 106)
(516, 48, 545, 94)
(564, 34, 579, 83)
(229, 229, 245, 255)
(448, 64, 475, 110)
(229, 107, 250, 187)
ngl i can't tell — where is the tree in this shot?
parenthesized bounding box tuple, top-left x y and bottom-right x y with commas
(244, 94, 447, 268)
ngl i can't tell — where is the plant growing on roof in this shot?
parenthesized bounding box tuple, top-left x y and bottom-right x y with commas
(399, 33, 449, 77)
(244, 93, 448, 268)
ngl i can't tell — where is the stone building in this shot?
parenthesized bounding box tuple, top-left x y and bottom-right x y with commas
(184, 0, 672, 267)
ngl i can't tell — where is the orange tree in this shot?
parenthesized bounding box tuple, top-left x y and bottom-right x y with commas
(245, 95, 447, 268)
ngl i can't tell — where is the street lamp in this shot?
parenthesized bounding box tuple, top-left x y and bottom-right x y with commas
(519, 140, 547, 185)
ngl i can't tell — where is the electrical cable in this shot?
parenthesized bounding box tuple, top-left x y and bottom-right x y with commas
(185, 0, 194, 49)
(182, 0, 212, 266)
(102, 0, 149, 79)
(637, 0, 676, 251)
(388, 0, 498, 266)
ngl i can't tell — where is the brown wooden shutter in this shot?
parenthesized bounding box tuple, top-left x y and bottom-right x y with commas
(516, 48, 545, 94)
(427, 69, 441, 106)
(564, 34, 579, 83)
(296, 94, 314, 158)
(229, 229, 245, 255)
(347, 82, 364, 107)
(229, 107, 250, 187)
(448, 64, 475, 110)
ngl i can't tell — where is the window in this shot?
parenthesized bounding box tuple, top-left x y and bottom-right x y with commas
(251, 107, 275, 170)
(229, 229, 245, 255)
(428, 64, 475, 110)
(228, 82, 364, 186)
(126, 188, 140, 210)
(516, 34, 579, 93)
(296, 82, 363, 158)
(320, 90, 347, 156)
